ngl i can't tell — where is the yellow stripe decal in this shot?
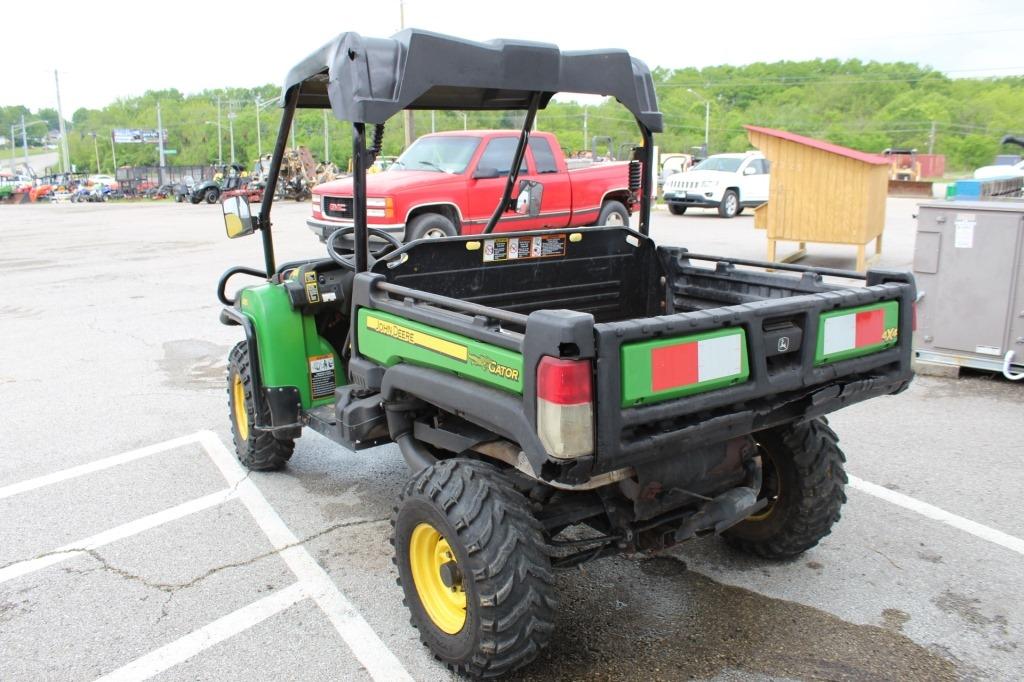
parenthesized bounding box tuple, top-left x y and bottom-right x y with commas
(365, 316, 468, 361)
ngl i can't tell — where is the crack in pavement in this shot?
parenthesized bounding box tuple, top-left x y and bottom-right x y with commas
(56, 515, 390, 596)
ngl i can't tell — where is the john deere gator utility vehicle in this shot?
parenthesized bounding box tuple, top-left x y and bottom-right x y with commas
(217, 29, 916, 678)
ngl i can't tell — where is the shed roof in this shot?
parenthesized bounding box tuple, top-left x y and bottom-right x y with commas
(745, 125, 888, 165)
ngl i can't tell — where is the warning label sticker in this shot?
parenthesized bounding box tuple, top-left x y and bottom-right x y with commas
(482, 234, 566, 263)
(309, 354, 335, 400)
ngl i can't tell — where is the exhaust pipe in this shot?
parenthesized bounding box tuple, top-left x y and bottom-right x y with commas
(674, 456, 766, 542)
(384, 401, 437, 473)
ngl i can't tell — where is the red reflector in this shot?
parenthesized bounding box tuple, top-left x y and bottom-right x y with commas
(537, 357, 592, 405)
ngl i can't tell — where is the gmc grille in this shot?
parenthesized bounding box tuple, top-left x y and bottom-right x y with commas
(324, 196, 353, 219)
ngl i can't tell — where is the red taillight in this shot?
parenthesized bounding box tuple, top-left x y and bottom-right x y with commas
(537, 357, 592, 404)
(536, 357, 593, 459)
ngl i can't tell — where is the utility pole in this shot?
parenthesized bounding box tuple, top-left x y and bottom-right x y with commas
(110, 132, 117, 170)
(21, 114, 29, 169)
(431, 110, 435, 134)
(686, 88, 711, 156)
(91, 132, 101, 172)
(928, 121, 936, 155)
(55, 70, 70, 172)
(583, 107, 588, 153)
(255, 97, 262, 158)
(216, 97, 223, 165)
(400, 0, 414, 148)
(323, 109, 330, 162)
(228, 111, 236, 164)
(156, 102, 166, 185)
(9, 126, 14, 169)
(462, 112, 468, 130)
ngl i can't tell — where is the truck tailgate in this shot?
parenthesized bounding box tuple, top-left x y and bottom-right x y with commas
(591, 254, 915, 471)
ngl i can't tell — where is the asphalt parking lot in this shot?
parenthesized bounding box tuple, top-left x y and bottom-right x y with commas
(1, 198, 1022, 681)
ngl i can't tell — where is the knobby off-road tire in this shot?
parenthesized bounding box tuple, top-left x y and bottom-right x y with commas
(226, 341, 294, 471)
(724, 418, 847, 559)
(392, 459, 556, 679)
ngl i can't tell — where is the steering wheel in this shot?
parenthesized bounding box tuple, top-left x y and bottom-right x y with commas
(326, 225, 404, 271)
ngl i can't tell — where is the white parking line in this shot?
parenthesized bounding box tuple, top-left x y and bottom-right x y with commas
(848, 475, 1024, 557)
(94, 582, 309, 682)
(197, 430, 414, 682)
(0, 433, 201, 501)
(0, 488, 239, 585)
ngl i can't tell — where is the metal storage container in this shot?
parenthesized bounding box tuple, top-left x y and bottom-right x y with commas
(913, 200, 1024, 378)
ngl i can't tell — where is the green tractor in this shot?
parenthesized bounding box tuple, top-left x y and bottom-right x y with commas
(218, 30, 916, 678)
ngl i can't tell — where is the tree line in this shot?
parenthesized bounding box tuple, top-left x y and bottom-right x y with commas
(10, 58, 1024, 176)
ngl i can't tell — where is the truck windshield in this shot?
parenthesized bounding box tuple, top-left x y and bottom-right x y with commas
(692, 157, 743, 172)
(393, 136, 480, 174)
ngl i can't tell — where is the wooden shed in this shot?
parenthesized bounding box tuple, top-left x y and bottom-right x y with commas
(746, 125, 890, 271)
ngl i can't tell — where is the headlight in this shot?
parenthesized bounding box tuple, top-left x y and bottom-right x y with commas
(365, 196, 394, 218)
(312, 194, 322, 213)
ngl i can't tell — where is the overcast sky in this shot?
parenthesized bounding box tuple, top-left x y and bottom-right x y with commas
(4, 0, 1022, 114)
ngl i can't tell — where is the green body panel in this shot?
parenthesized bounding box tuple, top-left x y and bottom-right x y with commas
(620, 328, 749, 407)
(815, 301, 900, 365)
(239, 283, 339, 409)
(357, 308, 524, 394)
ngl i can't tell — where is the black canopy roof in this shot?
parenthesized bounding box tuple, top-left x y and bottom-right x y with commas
(282, 29, 663, 132)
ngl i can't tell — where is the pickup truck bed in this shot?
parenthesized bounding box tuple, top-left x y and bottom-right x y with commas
(349, 227, 915, 483)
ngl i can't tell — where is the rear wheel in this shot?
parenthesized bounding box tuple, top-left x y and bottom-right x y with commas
(392, 459, 556, 678)
(406, 212, 457, 241)
(204, 187, 220, 204)
(227, 341, 294, 471)
(724, 418, 847, 559)
(667, 204, 687, 215)
(718, 189, 739, 218)
(597, 200, 630, 226)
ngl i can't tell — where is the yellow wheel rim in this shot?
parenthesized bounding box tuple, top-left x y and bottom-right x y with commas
(232, 374, 249, 441)
(409, 523, 467, 634)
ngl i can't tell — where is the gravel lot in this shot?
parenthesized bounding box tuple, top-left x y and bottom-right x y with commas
(1, 198, 1021, 681)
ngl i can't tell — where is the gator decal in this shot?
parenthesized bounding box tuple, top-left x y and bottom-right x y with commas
(358, 309, 523, 394)
(620, 327, 749, 406)
(815, 301, 899, 365)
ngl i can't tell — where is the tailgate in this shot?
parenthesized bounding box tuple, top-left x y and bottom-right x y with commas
(592, 261, 915, 470)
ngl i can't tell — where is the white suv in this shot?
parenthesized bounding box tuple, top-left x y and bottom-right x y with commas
(663, 152, 769, 218)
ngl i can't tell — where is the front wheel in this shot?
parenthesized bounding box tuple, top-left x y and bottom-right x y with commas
(227, 341, 294, 471)
(204, 187, 220, 204)
(597, 200, 630, 227)
(724, 418, 847, 559)
(667, 204, 687, 215)
(392, 459, 556, 678)
(406, 212, 457, 241)
(718, 189, 739, 218)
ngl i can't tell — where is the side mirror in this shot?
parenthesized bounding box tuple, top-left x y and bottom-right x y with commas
(223, 195, 255, 239)
(514, 180, 543, 217)
(743, 166, 757, 175)
(473, 166, 500, 179)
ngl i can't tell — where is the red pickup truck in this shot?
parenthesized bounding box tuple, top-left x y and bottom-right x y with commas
(308, 130, 637, 241)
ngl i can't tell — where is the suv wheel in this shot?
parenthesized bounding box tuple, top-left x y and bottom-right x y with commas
(724, 418, 847, 559)
(392, 459, 556, 678)
(718, 189, 739, 218)
(668, 204, 687, 215)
